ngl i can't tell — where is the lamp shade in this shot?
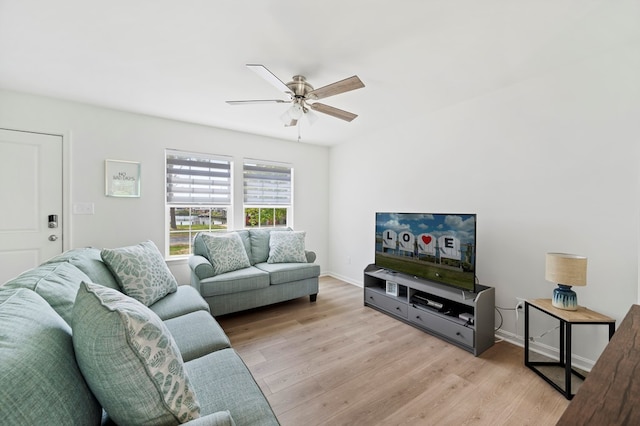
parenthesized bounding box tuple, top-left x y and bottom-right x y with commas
(545, 253, 587, 287)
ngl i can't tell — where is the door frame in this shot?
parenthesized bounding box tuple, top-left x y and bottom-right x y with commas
(0, 125, 71, 252)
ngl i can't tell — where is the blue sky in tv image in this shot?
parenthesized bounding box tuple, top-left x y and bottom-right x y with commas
(375, 212, 476, 273)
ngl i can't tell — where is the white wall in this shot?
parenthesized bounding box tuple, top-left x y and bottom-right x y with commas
(327, 44, 640, 363)
(0, 90, 330, 284)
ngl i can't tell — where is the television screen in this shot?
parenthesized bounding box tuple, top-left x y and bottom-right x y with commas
(375, 212, 477, 292)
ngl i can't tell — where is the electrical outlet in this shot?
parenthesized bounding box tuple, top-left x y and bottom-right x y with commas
(515, 297, 526, 310)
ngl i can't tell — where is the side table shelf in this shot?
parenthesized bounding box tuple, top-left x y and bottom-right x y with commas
(524, 299, 615, 399)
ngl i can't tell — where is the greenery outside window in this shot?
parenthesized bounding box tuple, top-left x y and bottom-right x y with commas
(166, 150, 232, 256)
(243, 160, 292, 228)
(168, 206, 228, 256)
(244, 207, 288, 227)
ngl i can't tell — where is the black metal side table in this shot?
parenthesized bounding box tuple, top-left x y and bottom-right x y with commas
(524, 298, 615, 399)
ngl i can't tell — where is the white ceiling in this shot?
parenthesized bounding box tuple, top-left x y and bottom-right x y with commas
(0, 0, 637, 145)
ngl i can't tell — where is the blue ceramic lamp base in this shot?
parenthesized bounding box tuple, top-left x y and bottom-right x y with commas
(552, 284, 578, 311)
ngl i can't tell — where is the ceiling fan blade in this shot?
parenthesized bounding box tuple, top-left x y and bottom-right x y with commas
(284, 118, 298, 127)
(307, 75, 364, 100)
(246, 64, 292, 95)
(226, 99, 288, 105)
(309, 103, 358, 122)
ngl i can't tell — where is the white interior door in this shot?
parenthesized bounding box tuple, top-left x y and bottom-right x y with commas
(0, 128, 63, 284)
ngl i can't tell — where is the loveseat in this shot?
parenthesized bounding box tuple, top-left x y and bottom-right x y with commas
(189, 229, 320, 316)
(0, 241, 279, 425)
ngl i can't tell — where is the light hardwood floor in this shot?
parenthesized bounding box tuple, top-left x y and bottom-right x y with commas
(217, 276, 569, 425)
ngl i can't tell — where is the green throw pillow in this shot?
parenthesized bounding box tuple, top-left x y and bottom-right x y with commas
(267, 231, 307, 263)
(101, 240, 178, 306)
(72, 282, 200, 425)
(201, 232, 251, 275)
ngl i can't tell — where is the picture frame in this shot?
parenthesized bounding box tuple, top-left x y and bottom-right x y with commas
(386, 280, 399, 297)
(105, 160, 141, 197)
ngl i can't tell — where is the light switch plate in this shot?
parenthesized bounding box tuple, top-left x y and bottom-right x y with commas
(73, 202, 95, 215)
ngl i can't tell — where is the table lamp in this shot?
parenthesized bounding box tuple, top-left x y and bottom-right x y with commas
(545, 252, 587, 311)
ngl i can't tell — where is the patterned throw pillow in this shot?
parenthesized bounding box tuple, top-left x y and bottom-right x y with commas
(72, 282, 200, 425)
(101, 240, 178, 306)
(267, 231, 308, 263)
(201, 232, 251, 275)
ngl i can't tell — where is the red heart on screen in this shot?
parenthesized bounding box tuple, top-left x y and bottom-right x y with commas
(422, 235, 432, 245)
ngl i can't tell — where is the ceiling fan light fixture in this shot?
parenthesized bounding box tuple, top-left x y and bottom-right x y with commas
(288, 102, 303, 120)
(280, 104, 301, 127)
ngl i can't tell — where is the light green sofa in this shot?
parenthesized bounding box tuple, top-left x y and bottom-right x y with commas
(0, 245, 279, 426)
(189, 229, 320, 316)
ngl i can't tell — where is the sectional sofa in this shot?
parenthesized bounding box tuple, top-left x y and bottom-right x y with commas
(189, 228, 320, 316)
(0, 241, 279, 425)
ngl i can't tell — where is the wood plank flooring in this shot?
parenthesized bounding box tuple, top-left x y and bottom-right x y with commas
(217, 276, 569, 425)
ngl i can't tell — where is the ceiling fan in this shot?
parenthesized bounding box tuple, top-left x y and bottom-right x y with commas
(226, 64, 365, 127)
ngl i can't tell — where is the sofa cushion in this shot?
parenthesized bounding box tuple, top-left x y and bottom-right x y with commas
(149, 285, 210, 320)
(267, 231, 307, 263)
(248, 227, 290, 265)
(255, 262, 321, 285)
(101, 240, 178, 306)
(185, 348, 279, 425)
(0, 288, 101, 425)
(43, 247, 121, 290)
(199, 266, 270, 297)
(2, 261, 91, 325)
(201, 232, 251, 275)
(164, 310, 231, 362)
(72, 282, 200, 425)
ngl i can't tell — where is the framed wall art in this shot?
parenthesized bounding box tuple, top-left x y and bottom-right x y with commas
(105, 159, 141, 197)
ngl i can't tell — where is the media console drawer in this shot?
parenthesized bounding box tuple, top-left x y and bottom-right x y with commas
(364, 289, 408, 318)
(408, 306, 474, 347)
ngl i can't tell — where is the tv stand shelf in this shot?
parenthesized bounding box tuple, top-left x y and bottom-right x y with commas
(364, 264, 495, 356)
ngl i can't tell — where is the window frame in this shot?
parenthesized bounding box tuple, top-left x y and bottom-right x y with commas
(243, 159, 293, 229)
(165, 149, 233, 257)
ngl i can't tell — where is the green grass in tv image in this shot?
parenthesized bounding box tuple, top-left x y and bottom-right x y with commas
(375, 253, 475, 292)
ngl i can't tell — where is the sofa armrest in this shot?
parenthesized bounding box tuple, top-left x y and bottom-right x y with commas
(305, 250, 316, 263)
(183, 410, 235, 426)
(189, 255, 215, 280)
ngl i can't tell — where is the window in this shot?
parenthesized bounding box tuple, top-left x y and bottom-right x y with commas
(166, 150, 232, 256)
(243, 160, 292, 228)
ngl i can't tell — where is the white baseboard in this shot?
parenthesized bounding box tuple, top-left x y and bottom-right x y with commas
(495, 329, 595, 372)
(322, 272, 362, 287)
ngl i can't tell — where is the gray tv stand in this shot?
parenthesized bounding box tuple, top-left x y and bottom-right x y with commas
(364, 264, 495, 356)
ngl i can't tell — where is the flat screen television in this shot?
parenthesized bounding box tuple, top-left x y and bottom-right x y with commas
(375, 212, 477, 292)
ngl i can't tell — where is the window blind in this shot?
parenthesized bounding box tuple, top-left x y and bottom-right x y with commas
(243, 161, 292, 205)
(166, 151, 231, 205)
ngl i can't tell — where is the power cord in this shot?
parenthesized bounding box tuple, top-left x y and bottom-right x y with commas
(528, 325, 560, 342)
(494, 307, 504, 332)
(494, 305, 517, 332)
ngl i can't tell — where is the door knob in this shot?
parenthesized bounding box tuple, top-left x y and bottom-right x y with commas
(48, 235, 58, 241)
